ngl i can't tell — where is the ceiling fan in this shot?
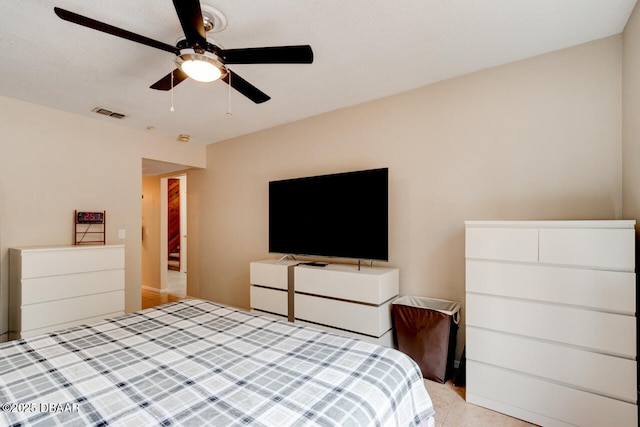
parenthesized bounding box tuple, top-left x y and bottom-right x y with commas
(53, 0, 314, 104)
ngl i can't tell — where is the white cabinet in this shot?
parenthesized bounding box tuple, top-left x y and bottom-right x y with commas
(250, 260, 399, 347)
(249, 259, 296, 321)
(465, 220, 637, 427)
(294, 263, 398, 346)
(9, 245, 125, 339)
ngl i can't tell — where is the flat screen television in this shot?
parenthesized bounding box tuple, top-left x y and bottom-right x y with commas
(269, 168, 388, 261)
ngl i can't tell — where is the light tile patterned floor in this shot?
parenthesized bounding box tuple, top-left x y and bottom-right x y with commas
(141, 270, 186, 309)
(424, 379, 538, 427)
(166, 269, 187, 295)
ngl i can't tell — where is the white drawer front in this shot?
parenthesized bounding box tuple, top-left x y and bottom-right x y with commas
(17, 246, 124, 278)
(467, 327, 637, 401)
(466, 260, 635, 314)
(21, 311, 124, 338)
(21, 270, 125, 305)
(250, 310, 287, 322)
(250, 286, 288, 316)
(467, 361, 638, 427)
(539, 228, 635, 270)
(21, 291, 125, 332)
(295, 293, 392, 337)
(295, 320, 394, 347)
(294, 265, 398, 304)
(465, 227, 538, 263)
(250, 261, 291, 290)
(466, 293, 636, 357)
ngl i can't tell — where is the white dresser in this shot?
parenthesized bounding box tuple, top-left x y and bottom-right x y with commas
(294, 263, 398, 346)
(465, 220, 637, 427)
(250, 260, 399, 346)
(9, 245, 125, 339)
(249, 259, 297, 321)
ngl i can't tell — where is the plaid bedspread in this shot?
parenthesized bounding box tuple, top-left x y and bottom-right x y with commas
(0, 299, 434, 426)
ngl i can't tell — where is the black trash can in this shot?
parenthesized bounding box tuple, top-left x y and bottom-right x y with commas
(392, 296, 461, 383)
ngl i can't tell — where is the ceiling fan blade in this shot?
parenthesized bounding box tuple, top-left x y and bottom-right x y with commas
(54, 7, 179, 55)
(222, 70, 270, 104)
(220, 45, 314, 64)
(150, 69, 189, 91)
(172, 0, 207, 49)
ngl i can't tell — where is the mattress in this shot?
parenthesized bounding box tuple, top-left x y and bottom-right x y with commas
(0, 299, 435, 426)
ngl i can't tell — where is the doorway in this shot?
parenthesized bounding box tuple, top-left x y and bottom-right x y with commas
(141, 160, 189, 309)
(168, 178, 181, 271)
(164, 175, 187, 296)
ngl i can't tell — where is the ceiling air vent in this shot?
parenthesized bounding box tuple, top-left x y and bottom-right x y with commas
(92, 107, 126, 119)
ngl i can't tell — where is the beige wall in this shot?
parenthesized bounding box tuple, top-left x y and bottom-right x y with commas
(0, 96, 205, 340)
(0, 16, 633, 355)
(142, 176, 161, 290)
(623, 3, 640, 223)
(188, 35, 623, 356)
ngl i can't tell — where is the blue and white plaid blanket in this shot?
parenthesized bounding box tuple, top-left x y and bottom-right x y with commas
(0, 299, 434, 426)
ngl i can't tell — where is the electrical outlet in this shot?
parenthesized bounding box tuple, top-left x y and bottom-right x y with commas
(118, 229, 126, 240)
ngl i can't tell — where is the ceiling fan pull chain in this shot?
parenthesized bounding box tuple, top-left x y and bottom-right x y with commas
(226, 71, 232, 115)
(170, 65, 175, 112)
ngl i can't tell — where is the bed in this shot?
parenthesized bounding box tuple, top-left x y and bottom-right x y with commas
(0, 299, 435, 426)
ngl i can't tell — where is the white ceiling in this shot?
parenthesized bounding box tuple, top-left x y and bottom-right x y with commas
(141, 158, 193, 177)
(1, 0, 636, 149)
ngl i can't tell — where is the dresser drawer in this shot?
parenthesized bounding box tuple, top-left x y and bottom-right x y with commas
(17, 246, 124, 278)
(465, 227, 538, 263)
(466, 260, 635, 314)
(466, 293, 636, 357)
(467, 327, 637, 401)
(295, 293, 392, 337)
(21, 270, 125, 305)
(250, 261, 293, 290)
(539, 228, 635, 270)
(22, 312, 124, 338)
(294, 264, 398, 304)
(21, 290, 125, 333)
(250, 285, 288, 317)
(467, 361, 638, 427)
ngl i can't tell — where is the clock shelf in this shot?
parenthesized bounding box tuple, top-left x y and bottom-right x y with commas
(74, 210, 106, 245)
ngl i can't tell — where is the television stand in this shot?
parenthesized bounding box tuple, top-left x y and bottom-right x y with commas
(249, 259, 399, 347)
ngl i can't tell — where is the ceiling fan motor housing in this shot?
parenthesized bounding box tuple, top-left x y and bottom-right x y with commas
(176, 49, 227, 82)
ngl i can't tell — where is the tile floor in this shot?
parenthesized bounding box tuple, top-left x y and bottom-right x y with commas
(424, 378, 537, 426)
(141, 272, 536, 426)
(141, 270, 186, 309)
(166, 269, 187, 295)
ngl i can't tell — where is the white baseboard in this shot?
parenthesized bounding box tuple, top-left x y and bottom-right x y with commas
(142, 285, 169, 294)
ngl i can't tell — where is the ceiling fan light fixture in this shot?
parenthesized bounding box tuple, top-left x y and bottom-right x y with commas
(177, 49, 224, 83)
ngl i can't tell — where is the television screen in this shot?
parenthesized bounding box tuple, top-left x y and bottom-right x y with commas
(269, 168, 388, 261)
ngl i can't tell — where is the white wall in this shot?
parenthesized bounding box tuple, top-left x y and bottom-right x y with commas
(187, 35, 623, 357)
(0, 96, 205, 340)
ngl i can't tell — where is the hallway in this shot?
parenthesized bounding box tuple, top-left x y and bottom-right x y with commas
(142, 270, 186, 309)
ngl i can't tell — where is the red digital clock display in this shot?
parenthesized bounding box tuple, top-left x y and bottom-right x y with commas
(77, 211, 104, 224)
